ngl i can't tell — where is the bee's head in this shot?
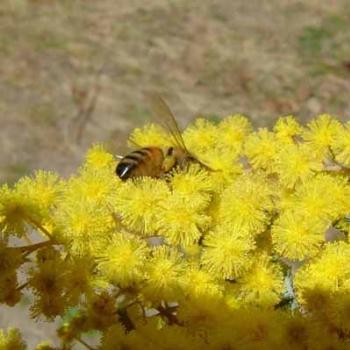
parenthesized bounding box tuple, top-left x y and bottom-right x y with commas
(162, 146, 188, 172)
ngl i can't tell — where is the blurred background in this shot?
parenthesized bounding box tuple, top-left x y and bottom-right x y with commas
(1, 0, 350, 185)
(0, 0, 350, 346)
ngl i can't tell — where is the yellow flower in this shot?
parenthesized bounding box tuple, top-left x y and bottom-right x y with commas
(280, 314, 310, 350)
(35, 341, 56, 350)
(237, 254, 284, 307)
(183, 118, 218, 152)
(15, 171, 61, 215)
(331, 121, 350, 167)
(193, 148, 243, 178)
(168, 164, 213, 204)
(327, 292, 350, 334)
(177, 294, 229, 330)
(201, 225, 255, 279)
(216, 114, 252, 152)
(65, 168, 120, 206)
(275, 143, 322, 188)
(274, 116, 303, 143)
(293, 173, 350, 222)
(233, 308, 285, 350)
(29, 253, 67, 319)
(218, 173, 274, 236)
(272, 211, 327, 260)
(0, 171, 61, 237)
(55, 199, 115, 255)
(84, 144, 116, 171)
(143, 246, 185, 301)
(113, 178, 170, 236)
(302, 114, 342, 158)
(244, 128, 279, 172)
(295, 241, 350, 303)
(180, 264, 223, 299)
(157, 191, 211, 246)
(0, 185, 29, 237)
(128, 123, 171, 147)
(0, 328, 26, 350)
(98, 233, 149, 287)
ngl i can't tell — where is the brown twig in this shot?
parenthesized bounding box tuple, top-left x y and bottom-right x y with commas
(16, 281, 30, 291)
(24, 215, 53, 240)
(75, 337, 97, 350)
(15, 240, 53, 254)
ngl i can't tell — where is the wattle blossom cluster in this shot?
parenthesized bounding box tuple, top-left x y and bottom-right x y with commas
(1, 114, 350, 349)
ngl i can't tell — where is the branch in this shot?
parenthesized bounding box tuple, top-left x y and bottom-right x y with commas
(24, 215, 53, 240)
(75, 337, 97, 350)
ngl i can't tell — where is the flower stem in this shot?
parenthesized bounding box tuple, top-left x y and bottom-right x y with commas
(25, 215, 53, 239)
(16, 281, 29, 291)
(16, 240, 53, 254)
(75, 337, 96, 350)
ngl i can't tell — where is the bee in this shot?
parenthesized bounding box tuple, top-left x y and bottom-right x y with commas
(116, 95, 209, 180)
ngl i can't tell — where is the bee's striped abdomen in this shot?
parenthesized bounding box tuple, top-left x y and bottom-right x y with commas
(116, 147, 164, 180)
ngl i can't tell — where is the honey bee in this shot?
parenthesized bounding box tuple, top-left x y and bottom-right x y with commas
(116, 95, 209, 180)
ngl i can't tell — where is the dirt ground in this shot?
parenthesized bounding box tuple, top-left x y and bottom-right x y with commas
(1, 0, 350, 348)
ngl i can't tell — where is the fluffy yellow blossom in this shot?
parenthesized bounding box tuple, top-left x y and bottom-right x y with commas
(15, 171, 61, 217)
(168, 164, 213, 204)
(275, 143, 322, 188)
(35, 341, 56, 350)
(183, 118, 218, 152)
(237, 254, 284, 307)
(157, 191, 211, 245)
(194, 148, 243, 178)
(29, 258, 67, 319)
(326, 292, 350, 335)
(231, 308, 285, 350)
(303, 114, 342, 158)
(279, 314, 310, 350)
(101, 324, 132, 350)
(128, 123, 171, 147)
(293, 173, 350, 222)
(142, 246, 185, 301)
(272, 211, 327, 260)
(150, 324, 206, 350)
(244, 128, 279, 172)
(84, 144, 116, 171)
(0, 171, 60, 237)
(180, 264, 223, 299)
(0, 185, 28, 236)
(98, 233, 149, 287)
(331, 121, 350, 167)
(218, 173, 274, 236)
(64, 168, 120, 206)
(177, 294, 229, 331)
(113, 177, 170, 235)
(216, 114, 252, 152)
(54, 199, 115, 255)
(273, 115, 303, 143)
(3, 114, 350, 350)
(201, 226, 255, 279)
(0, 328, 26, 350)
(295, 242, 350, 303)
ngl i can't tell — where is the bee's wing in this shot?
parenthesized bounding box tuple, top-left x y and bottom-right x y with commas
(150, 94, 190, 153)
